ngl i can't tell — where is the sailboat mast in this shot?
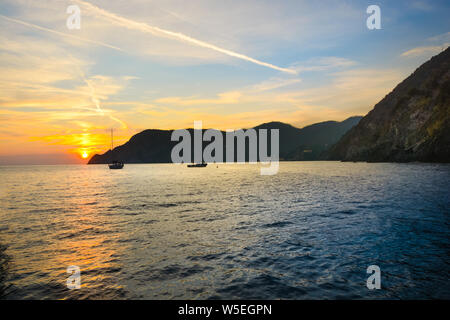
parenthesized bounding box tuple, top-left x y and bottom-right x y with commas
(111, 128, 113, 151)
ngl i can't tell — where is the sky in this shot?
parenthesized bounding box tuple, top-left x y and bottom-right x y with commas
(0, 0, 449, 164)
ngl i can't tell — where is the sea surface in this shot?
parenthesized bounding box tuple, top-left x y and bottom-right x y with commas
(0, 162, 449, 299)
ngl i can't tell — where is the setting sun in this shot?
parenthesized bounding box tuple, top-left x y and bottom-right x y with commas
(81, 151, 89, 159)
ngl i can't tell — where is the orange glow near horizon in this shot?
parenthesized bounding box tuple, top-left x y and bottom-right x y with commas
(27, 131, 131, 161)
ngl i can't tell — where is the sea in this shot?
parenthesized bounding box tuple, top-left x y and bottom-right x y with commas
(0, 162, 449, 299)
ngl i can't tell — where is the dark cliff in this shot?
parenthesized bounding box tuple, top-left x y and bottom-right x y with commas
(328, 47, 450, 162)
(88, 117, 361, 164)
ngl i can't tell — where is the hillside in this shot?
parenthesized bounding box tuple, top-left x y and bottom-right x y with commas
(328, 47, 450, 162)
(88, 117, 361, 164)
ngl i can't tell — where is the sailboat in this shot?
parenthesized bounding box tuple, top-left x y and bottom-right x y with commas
(108, 129, 124, 169)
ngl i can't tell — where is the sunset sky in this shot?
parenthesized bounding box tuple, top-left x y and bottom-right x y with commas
(0, 0, 449, 164)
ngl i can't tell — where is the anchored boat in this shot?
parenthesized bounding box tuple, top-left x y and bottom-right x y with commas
(187, 162, 207, 168)
(109, 160, 124, 169)
(108, 129, 124, 170)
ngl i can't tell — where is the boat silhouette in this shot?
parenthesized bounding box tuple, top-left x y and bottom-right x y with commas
(187, 162, 207, 168)
(108, 129, 124, 169)
(109, 160, 124, 169)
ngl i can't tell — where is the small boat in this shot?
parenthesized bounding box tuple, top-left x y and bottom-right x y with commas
(187, 162, 207, 168)
(108, 129, 124, 170)
(109, 161, 124, 169)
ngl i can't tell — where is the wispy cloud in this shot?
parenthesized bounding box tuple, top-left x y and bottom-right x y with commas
(156, 91, 242, 106)
(0, 34, 131, 154)
(78, 73, 129, 129)
(154, 77, 302, 106)
(0, 14, 124, 52)
(427, 32, 450, 43)
(401, 44, 449, 57)
(147, 66, 404, 131)
(291, 57, 357, 73)
(251, 78, 301, 92)
(73, 0, 296, 74)
(401, 31, 450, 58)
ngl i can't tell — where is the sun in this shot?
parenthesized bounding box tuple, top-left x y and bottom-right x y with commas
(81, 151, 89, 159)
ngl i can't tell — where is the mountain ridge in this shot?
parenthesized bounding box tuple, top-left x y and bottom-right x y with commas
(88, 117, 362, 164)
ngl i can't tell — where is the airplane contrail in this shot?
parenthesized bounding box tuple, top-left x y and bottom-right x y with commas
(73, 63, 129, 129)
(73, 0, 297, 74)
(0, 14, 124, 52)
(0, 14, 128, 129)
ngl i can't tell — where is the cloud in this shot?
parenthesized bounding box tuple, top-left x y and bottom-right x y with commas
(0, 14, 123, 52)
(73, 0, 296, 74)
(144, 66, 404, 131)
(291, 57, 357, 73)
(154, 76, 302, 107)
(0, 33, 132, 154)
(0, 12, 130, 132)
(152, 56, 360, 110)
(156, 91, 242, 106)
(250, 78, 301, 92)
(401, 44, 449, 57)
(287, 68, 404, 111)
(401, 31, 450, 58)
(427, 32, 450, 43)
(77, 73, 129, 129)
